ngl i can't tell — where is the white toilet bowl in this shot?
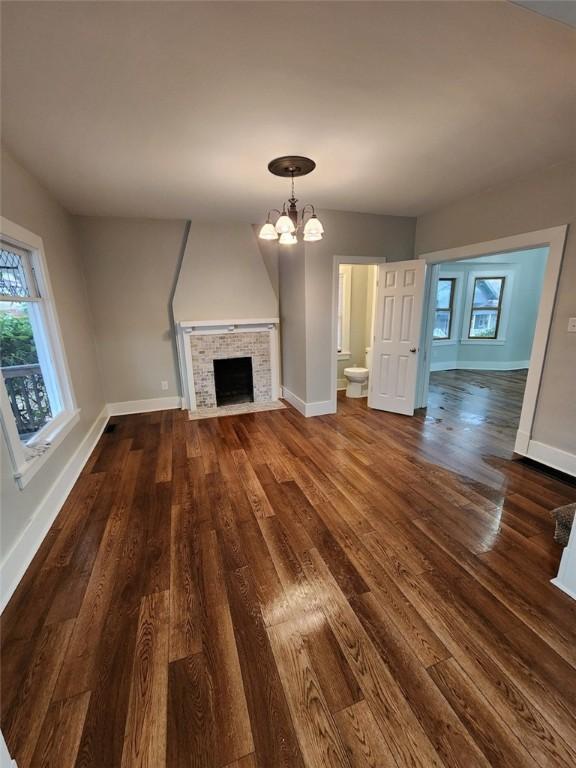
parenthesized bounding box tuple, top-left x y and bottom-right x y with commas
(344, 366, 369, 398)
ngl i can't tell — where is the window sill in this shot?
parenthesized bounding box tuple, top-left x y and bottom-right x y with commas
(460, 338, 506, 346)
(432, 339, 456, 346)
(14, 409, 80, 489)
(338, 351, 351, 360)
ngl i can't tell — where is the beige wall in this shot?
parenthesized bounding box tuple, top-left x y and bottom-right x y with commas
(173, 222, 278, 322)
(416, 161, 576, 454)
(1, 147, 105, 561)
(304, 209, 416, 403)
(279, 241, 307, 400)
(76, 216, 187, 403)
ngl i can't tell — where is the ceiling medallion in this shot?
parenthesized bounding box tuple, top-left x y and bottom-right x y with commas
(258, 156, 324, 245)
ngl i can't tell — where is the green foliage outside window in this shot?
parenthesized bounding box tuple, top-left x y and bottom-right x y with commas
(0, 311, 39, 366)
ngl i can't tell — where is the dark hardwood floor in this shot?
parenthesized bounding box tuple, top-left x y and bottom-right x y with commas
(2, 370, 576, 767)
(426, 368, 529, 458)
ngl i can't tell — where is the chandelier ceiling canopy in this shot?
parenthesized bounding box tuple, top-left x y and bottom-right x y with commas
(258, 156, 324, 245)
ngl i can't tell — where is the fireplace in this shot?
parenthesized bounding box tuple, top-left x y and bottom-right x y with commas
(177, 320, 280, 411)
(213, 356, 254, 406)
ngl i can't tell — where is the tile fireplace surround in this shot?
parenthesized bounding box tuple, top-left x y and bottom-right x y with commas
(177, 319, 281, 412)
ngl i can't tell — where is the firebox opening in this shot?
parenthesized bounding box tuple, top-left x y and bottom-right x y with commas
(213, 356, 254, 406)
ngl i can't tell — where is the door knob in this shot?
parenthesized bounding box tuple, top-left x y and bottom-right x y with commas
(409, 347, 417, 353)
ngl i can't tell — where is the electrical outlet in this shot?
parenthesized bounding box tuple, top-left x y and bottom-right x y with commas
(161, 380, 169, 391)
(568, 317, 576, 333)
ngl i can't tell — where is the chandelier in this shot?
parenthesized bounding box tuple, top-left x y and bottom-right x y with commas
(258, 156, 324, 245)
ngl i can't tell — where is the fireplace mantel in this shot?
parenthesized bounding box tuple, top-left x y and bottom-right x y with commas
(176, 318, 280, 411)
(180, 318, 279, 330)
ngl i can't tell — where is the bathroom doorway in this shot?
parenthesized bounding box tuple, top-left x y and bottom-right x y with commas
(331, 256, 386, 412)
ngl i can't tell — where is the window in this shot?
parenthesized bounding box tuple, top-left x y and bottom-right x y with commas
(1, 245, 53, 438)
(0, 219, 78, 488)
(468, 277, 505, 339)
(337, 265, 351, 356)
(433, 278, 455, 339)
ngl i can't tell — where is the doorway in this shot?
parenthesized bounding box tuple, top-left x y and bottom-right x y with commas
(330, 255, 387, 413)
(422, 247, 549, 454)
(416, 226, 567, 461)
(335, 263, 377, 406)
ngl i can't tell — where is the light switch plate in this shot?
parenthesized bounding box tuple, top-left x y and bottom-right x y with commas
(568, 317, 576, 333)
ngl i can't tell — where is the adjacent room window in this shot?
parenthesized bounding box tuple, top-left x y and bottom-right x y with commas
(337, 265, 352, 356)
(0, 220, 78, 488)
(468, 276, 505, 339)
(433, 278, 455, 340)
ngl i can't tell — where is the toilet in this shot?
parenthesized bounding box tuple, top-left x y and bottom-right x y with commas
(343, 348, 372, 398)
(343, 366, 369, 398)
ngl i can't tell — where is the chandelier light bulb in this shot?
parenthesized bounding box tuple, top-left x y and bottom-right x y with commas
(275, 214, 296, 234)
(279, 232, 297, 245)
(303, 232, 323, 242)
(258, 222, 278, 240)
(303, 214, 324, 236)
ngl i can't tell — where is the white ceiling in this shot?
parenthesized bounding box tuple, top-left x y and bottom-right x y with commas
(2, 1, 575, 220)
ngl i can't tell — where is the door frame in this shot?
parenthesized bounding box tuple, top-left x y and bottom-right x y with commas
(415, 225, 568, 455)
(330, 254, 387, 413)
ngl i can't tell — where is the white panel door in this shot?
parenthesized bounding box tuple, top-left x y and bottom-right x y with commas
(368, 260, 426, 415)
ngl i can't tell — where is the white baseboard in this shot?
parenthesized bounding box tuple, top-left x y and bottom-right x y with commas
(337, 379, 347, 391)
(551, 509, 576, 602)
(0, 731, 16, 768)
(282, 387, 335, 418)
(551, 577, 576, 602)
(306, 399, 336, 417)
(430, 360, 530, 372)
(107, 396, 182, 416)
(0, 406, 109, 612)
(523, 439, 576, 478)
(281, 387, 307, 415)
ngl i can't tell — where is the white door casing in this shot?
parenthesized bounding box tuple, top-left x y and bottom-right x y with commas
(368, 260, 426, 415)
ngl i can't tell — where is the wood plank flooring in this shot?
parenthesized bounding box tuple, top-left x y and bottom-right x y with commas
(2, 370, 576, 767)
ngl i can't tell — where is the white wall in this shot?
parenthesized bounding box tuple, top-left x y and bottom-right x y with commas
(416, 160, 576, 455)
(1, 147, 105, 564)
(76, 215, 187, 403)
(431, 249, 548, 371)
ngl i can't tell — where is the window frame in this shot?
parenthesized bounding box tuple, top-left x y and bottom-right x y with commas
(433, 277, 456, 341)
(337, 265, 352, 359)
(460, 267, 513, 345)
(1, 217, 79, 489)
(467, 275, 506, 340)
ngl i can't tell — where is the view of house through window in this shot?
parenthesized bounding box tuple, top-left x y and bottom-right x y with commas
(0, 244, 54, 440)
(468, 276, 505, 338)
(433, 277, 455, 339)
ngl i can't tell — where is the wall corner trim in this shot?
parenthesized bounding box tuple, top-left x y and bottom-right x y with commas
(0, 406, 109, 612)
(282, 387, 335, 417)
(107, 396, 182, 416)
